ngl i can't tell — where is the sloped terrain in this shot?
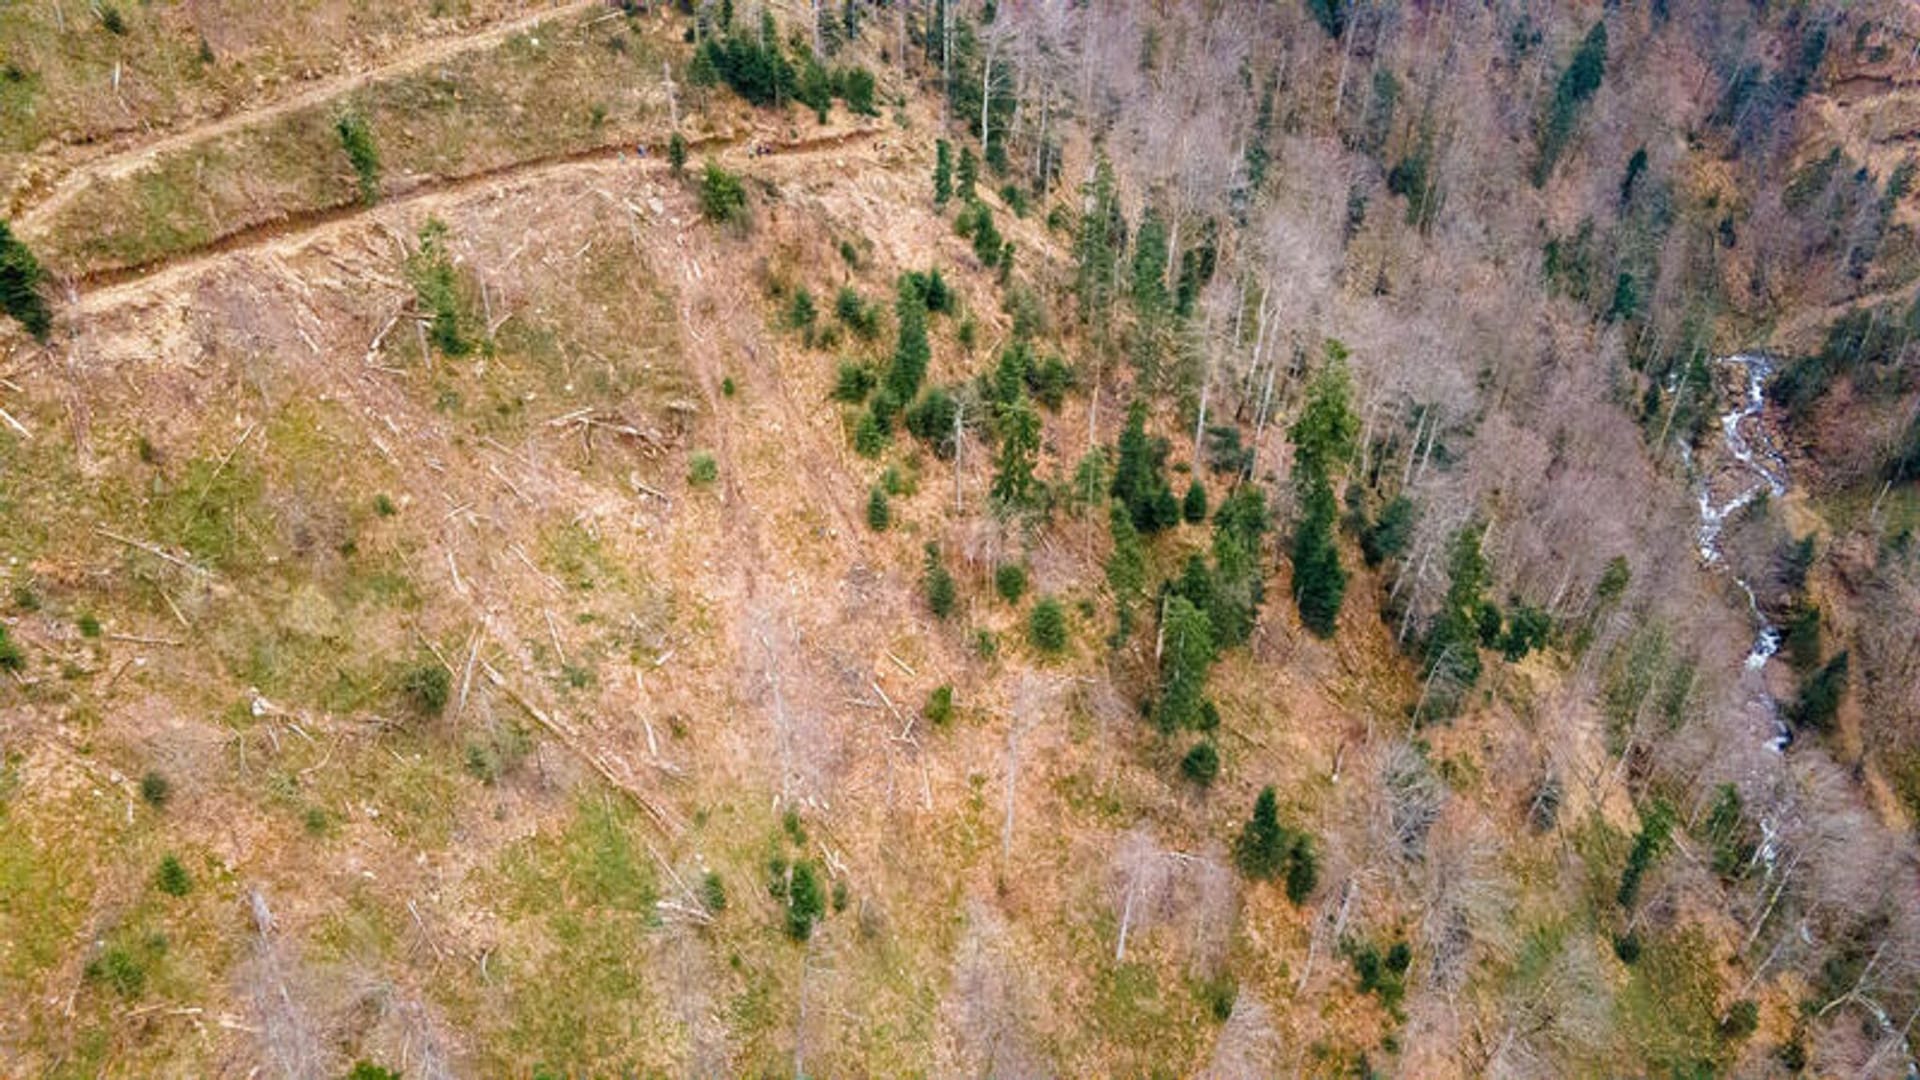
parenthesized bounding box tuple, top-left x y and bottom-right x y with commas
(3, 2, 1920, 1077)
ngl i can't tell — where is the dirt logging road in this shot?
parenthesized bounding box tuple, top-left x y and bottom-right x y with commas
(5, 0, 607, 223)
(70, 125, 889, 313)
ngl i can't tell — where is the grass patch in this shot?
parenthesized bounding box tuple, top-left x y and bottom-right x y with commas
(541, 521, 626, 593)
(1615, 925, 1723, 1074)
(143, 454, 266, 571)
(473, 794, 670, 1074)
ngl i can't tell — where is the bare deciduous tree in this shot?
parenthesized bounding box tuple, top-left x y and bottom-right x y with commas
(1199, 989, 1280, 1080)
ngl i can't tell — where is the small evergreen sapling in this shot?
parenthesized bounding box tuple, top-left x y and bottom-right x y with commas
(994, 563, 1028, 604)
(1180, 741, 1219, 787)
(1028, 596, 1067, 654)
(923, 544, 957, 619)
(1182, 480, 1208, 524)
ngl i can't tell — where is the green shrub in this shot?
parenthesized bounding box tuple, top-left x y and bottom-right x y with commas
(139, 771, 171, 808)
(784, 860, 825, 940)
(1111, 402, 1179, 534)
(957, 146, 977, 201)
(1617, 798, 1675, 909)
(1182, 480, 1208, 524)
(407, 219, 471, 357)
(786, 287, 818, 340)
(1350, 937, 1411, 1010)
(972, 628, 999, 659)
(687, 451, 719, 486)
(336, 113, 381, 205)
(994, 563, 1028, 604)
(695, 16, 797, 107)
(701, 870, 727, 913)
(1783, 602, 1821, 673)
(832, 360, 875, 403)
(1234, 787, 1289, 879)
(1155, 595, 1215, 733)
(0, 625, 23, 672)
(77, 613, 101, 638)
(1786, 651, 1848, 732)
(0, 220, 53, 342)
(835, 65, 877, 115)
(403, 660, 451, 716)
(900, 384, 955, 452)
(1533, 21, 1609, 186)
(99, 4, 127, 34)
(933, 139, 953, 206)
(959, 201, 1003, 267)
(154, 854, 192, 897)
(852, 409, 888, 457)
(699, 160, 749, 224)
(1720, 999, 1759, 1040)
(1498, 603, 1552, 661)
(1284, 833, 1318, 903)
(347, 1064, 402, 1080)
(86, 943, 153, 998)
(924, 684, 954, 726)
(1361, 495, 1416, 566)
(373, 493, 397, 517)
(1028, 597, 1067, 654)
(923, 544, 956, 619)
(1180, 741, 1219, 787)
(886, 285, 932, 402)
(835, 287, 880, 339)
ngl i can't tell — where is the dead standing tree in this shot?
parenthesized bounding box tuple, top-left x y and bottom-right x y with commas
(242, 889, 327, 1080)
(1109, 828, 1175, 962)
(1200, 988, 1281, 1079)
(942, 898, 1046, 1079)
(999, 671, 1059, 872)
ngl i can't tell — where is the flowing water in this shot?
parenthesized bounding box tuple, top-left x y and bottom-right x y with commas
(1692, 354, 1793, 750)
(1692, 356, 1917, 1077)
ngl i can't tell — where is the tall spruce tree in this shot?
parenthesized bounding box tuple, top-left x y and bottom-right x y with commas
(1533, 21, 1609, 186)
(886, 279, 931, 403)
(1111, 401, 1178, 533)
(1209, 484, 1269, 647)
(1288, 347, 1358, 637)
(1426, 523, 1491, 694)
(1290, 479, 1345, 637)
(933, 139, 953, 207)
(1156, 595, 1216, 732)
(1107, 503, 1148, 642)
(1616, 798, 1674, 909)
(991, 392, 1041, 510)
(1075, 155, 1123, 326)
(1235, 786, 1290, 880)
(1131, 205, 1170, 315)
